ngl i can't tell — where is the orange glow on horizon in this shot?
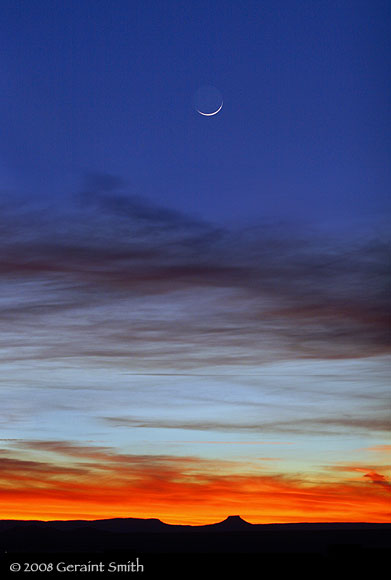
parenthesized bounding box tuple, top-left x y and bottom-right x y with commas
(1, 446, 390, 525)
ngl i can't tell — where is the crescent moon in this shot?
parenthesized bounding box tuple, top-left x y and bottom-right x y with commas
(196, 101, 223, 116)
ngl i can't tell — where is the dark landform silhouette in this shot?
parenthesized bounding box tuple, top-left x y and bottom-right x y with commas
(0, 514, 390, 534)
(1, 516, 389, 576)
(0, 515, 389, 551)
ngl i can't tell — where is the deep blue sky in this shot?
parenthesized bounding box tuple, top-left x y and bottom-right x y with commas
(1, 0, 389, 225)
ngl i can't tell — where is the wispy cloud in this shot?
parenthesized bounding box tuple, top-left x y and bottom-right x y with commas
(0, 441, 389, 524)
(325, 463, 391, 490)
(103, 414, 390, 436)
(362, 445, 391, 452)
(0, 176, 389, 368)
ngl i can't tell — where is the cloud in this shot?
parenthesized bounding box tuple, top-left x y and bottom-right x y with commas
(0, 441, 389, 524)
(170, 441, 294, 445)
(363, 470, 391, 489)
(12, 440, 238, 476)
(363, 445, 391, 452)
(0, 176, 389, 368)
(326, 464, 391, 490)
(0, 456, 88, 477)
(102, 414, 390, 436)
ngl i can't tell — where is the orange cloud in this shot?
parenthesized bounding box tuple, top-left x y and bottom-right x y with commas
(362, 470, 390, 488)
(0, 442, 389, 525)
(363, 445, 391, 452)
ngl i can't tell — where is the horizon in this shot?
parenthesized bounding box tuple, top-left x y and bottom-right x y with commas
(2, 514, 389, 526)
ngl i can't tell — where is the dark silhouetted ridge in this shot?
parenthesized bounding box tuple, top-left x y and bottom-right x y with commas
(85, 517, 172, 533)
(202, 515, 253, 531)
(0, 516, 389, 566)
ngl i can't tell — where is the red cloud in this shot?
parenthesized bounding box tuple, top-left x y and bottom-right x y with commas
(0, 442, 389, 524)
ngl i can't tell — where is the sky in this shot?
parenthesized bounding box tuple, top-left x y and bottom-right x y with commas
(0, 0, 390, 524)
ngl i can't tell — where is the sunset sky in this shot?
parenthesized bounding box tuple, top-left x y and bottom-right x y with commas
(0, 0, 390, 524)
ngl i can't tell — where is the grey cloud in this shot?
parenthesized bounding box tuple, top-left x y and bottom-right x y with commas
(0, 456, 87, 476)
(0, 176, 389, 366)
(103, 414, 390, 436)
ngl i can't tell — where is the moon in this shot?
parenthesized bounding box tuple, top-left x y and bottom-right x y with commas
(194, 85, 223, 117)
(196, 101, 223, 116)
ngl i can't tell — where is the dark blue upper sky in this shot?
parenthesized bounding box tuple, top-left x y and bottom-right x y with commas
(1, 0, 389, 226)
